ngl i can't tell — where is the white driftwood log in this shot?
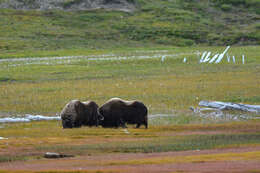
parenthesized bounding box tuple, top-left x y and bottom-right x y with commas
(233, 56, 236, 63)
(215, 46, 230, 64)
(161, 55, 166, 62)
(200, 51, 207, 63)
(183, 57, 187, 63)
(209, 53, 219, 64)
(242, 55, 245, 64)
(199, 100, 260, 113)
(227, 54, 230, 63)
(202, 52, 211, 62)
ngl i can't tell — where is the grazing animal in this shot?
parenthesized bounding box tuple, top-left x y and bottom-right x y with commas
(99, 98, 148, 128)
(60, 100, 103, 128)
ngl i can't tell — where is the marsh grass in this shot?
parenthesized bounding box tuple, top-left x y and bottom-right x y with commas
(34, 133, 260, 155)
(0, 46, 259, 114)
(1, 118, 259, 139)
(1, 120, 260, 159)
(0, 155, 27, 163)
(0, 46, 259, 164)
(106, 151, 260, 165)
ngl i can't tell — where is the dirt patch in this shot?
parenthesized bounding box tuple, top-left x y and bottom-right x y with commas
(1, 146, 260, 172)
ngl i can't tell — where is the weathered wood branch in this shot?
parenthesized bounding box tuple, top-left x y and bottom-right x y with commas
(199, 100, 260, 113)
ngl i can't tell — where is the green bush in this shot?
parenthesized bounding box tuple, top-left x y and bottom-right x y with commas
(63, 0, 83, 8)
(245, 0, 260, 14)
(212, 0, 246, 6)
(0, 0, 258, 51)
(221, 4, 232, 11)
(245, 0, 260, 6)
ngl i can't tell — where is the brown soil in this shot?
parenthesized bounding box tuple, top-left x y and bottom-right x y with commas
(1, 146, 260, 173)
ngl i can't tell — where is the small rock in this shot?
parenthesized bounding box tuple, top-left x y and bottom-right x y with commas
(44, 152, 74, 159)
(44, 152, 61, 159)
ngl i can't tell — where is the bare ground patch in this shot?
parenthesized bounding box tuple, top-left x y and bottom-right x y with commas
(0, 146, 260, 173)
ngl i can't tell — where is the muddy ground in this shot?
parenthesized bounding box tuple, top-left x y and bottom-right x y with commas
(1, 145, 260, 172)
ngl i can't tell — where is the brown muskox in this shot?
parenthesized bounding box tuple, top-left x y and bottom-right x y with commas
(98, 98, 148, 128)
(60, 100, 103, 128)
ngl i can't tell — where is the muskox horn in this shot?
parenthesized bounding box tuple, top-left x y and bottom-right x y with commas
(97, 109, 104, 121)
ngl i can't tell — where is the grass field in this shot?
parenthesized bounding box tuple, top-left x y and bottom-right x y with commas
(0, 1, 259, 173)
(0, 46, 259, 114)
(0, 120, 260, 160)
(0, 0, 259, 54)
(0, 46, 260, 172)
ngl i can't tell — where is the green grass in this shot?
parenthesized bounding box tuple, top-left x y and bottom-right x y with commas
(108, 152, 260, 165)
(0, 1, 259, 168)
(0, 46, 259, 114)
(0, 120, 259, 162)
(0, 0, 259, 55)
(106, 151, 260, 165)
(1, 125, 259, 162)
(0, 117, 260, 162)
(41, 133, 260, 154)
(0, 155, 28, 163)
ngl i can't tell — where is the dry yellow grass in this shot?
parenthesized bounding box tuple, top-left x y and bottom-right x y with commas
(1, 70, 259, 114)
(106, 151, 260, 165)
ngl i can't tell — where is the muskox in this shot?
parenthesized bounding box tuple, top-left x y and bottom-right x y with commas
(60, 100, 103, 128)
(98, 98, 148, 128)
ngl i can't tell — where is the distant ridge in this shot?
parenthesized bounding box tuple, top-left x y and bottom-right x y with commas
(0, 0, 136, 12)
(0, 0, 259, 51)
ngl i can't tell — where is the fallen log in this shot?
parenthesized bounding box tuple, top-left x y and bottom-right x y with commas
(199, 101, 260, 113)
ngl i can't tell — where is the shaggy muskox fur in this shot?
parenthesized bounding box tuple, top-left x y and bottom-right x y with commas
(60, 100, 102, 128)
(98, 98, 148, 128)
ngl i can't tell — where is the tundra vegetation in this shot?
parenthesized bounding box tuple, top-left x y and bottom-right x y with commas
(0, 46, 259, 172)
(0, 0, 259, 172)
(0, 0, 259, 57)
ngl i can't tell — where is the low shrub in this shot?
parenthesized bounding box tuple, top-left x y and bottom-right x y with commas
(221, 4, 232, 11)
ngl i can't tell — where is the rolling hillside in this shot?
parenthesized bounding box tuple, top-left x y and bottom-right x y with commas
(0, 0, 259, 54)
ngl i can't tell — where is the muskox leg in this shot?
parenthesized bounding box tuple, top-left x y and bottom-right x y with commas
(73, 121, 82, 128)
(145, 122, 148, 129)
(136, 122, 148, 129)
(115, 120, 121, 128)
(74, 124, 82, 128)
(62, 120, 73, 129)
(121, 123, 127, 128)
(119, 118, 127, 128)
(62, 120, 67, 128)
(144, 116, 148, 129)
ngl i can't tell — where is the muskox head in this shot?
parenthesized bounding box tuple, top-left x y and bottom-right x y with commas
(81, 101, 104, 127)
(97, 109, 104, 122)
